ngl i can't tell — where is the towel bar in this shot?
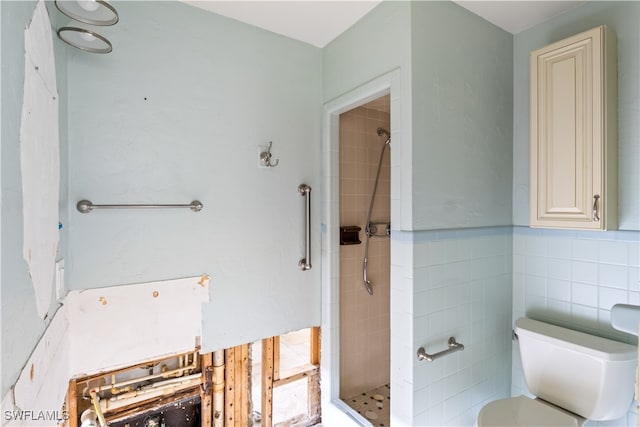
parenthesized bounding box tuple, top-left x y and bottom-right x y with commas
(417, 337, 464, 362)
(77, 200, 203, 213)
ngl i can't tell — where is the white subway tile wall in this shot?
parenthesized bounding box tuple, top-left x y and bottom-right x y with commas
(512, 226, 640, 427)
(412, 228, 513, 426)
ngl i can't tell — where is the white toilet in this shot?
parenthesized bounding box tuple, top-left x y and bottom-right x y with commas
(477, 317, 637, 426)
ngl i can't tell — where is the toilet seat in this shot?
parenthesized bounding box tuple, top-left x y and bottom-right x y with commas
(477, 396, 584, 426)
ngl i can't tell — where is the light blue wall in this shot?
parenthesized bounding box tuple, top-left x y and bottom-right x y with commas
(322, 4, 415, 424)
(66, 1, 322, 350)
(322, 1, 411, 104)
(324, 2, 515, 425)
(411, 1, 513, 230)
(323, 0, 414, 230)
(1, 0, 69, 396)
(513, 1, 640, 231)
(413, 227, 512, 425)
(511, 3, 640, 425)
(409, 3, 514, 425)
(512, 227, 639, 426)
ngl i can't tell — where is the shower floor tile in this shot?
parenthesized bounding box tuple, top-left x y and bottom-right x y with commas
(344, 383, 390, 427)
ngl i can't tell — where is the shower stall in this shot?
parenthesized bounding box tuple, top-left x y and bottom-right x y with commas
(338, 95, 391, 425)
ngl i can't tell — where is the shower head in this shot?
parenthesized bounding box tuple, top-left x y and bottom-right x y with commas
(377, 127, 390, 138)
(377, 127, 391, 145)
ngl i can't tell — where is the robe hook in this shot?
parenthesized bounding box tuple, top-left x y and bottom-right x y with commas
(260, 141, 279, 167)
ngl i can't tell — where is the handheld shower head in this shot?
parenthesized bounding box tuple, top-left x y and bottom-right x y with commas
(377, 127, 391, 145)
(377, 127, 390, 138)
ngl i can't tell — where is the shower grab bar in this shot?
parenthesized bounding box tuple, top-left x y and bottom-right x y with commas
(417, 337, 464, 362)
(77, 199, 203, 213)
(298, 184, 312, 271)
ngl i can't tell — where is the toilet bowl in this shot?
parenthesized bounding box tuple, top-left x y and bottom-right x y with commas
(476, 318, 637, 426)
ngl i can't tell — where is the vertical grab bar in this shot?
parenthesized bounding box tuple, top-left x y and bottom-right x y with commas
(298, 184, 312, 271)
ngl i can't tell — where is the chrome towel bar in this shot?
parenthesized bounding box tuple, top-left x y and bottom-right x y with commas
(417, 337, 464, 362)
(298, 184, 312, 271)
(77, 199, 203, 213)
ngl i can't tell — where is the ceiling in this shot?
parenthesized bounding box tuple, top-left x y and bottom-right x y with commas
(453, 1, 585, 34)
(181, 1, 381, 47)
(182, 1, 585, 48)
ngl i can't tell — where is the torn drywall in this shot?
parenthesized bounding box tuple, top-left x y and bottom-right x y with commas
(6, 276, 209, 426)
(20, 0, 60, 319)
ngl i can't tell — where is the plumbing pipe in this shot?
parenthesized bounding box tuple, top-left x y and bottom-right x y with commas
(99, 375, 202, 412)
(212, 350, 225, 427)
(89, 391, 107, 427)
(93, 353, 198, 393)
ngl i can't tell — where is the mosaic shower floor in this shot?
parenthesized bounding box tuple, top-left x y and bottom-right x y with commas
(344, 384, 390, 427)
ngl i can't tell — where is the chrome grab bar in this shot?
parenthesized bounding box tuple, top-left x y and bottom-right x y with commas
(417, 337, 464, 362)
(298, 184, 312, 271)
(77, 200, 203, 213)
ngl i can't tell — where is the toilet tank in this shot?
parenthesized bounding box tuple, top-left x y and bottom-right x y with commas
(515, 317, 637, 421)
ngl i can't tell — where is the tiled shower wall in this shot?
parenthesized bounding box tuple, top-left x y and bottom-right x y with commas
(339, 99, 391, 399)
(411, 227, 513, 426)
(511, 227, 640, 426)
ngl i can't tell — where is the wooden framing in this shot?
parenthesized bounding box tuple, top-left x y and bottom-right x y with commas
(262, 337, 275, 427)
(201, 353, 214, 427)
(65, 379, 78, 427)
(64, 330, 319, 427)
(260, 327, 321, 427)
(224, 344, 251, 426)
(65, 350, 208, 426)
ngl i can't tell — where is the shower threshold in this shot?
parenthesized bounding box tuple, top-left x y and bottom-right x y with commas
(343, 383, 390, 427)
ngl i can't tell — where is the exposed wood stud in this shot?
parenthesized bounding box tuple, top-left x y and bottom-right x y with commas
(225, 348, 236, 426)
(234, 346, 242, 424)
(273, 364, 319, 388)
(233, 345, 250, 425)
(262, 337, 275, 427)
(309, 327, 322, 425)
(66, 379, 78, 427)
(200, 353, 213, 427)
(224, 345, 251, 427)
(273, 335, 281, 381)
(307, 371, 321, 425)
(310, 327, 320, 366)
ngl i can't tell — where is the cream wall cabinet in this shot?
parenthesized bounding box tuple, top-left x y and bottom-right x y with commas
(530, 26, 617, 230)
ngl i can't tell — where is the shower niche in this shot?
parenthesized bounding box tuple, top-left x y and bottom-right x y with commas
(338, 95, 391, 425)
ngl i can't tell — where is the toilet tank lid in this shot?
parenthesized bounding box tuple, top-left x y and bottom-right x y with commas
(515, 318, 636, 362)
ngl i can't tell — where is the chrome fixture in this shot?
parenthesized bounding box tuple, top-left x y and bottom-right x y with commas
(417, 337, 465, 362)
(365, 221, 391, 238)
(57, 27, 112, 54)
(298, 184, 312, 271)
(362, 128, 391, 295)
(593, 194, 600, 222)
(377, 127, 391, 139)
(77, 200, 203, 213)
(260, 141, 279, 167)
(55, 0, 119, 26)
(55, 0, 118, 54)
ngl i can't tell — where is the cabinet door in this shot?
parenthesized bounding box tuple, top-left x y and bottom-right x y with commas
(530, 26, 615, 230)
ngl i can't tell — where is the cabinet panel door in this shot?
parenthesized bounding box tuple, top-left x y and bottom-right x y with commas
(530, 27, 603, 229)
